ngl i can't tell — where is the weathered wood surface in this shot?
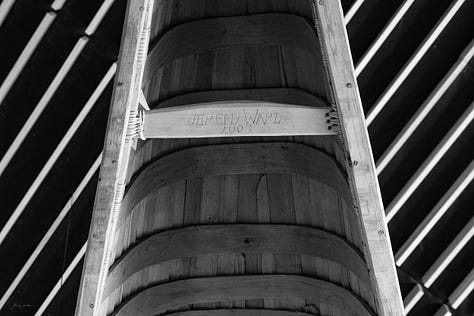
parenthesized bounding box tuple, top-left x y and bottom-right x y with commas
(313, 1, 404, 314)
(112, 275, 375, 316)
(75, 1, 154, 315)
(96, 0, 382, 314)
(105, 224, 369, 297)
(154, 88, 329, 109)
(145, 13, 318, 79)
(143, 101, 337, 138)
(149, 0, 314, 44)
(118, 142, 351, 225)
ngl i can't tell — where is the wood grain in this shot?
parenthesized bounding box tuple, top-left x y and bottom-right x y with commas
(118, 142, 350, 225)
(105, 224, 369, 297)
(112, 275, 375, 316)
(75, 1, 154, 315)
(312, 1, 404, 314)
(142, 101, 336, 139)
(153, 88, 329, 109)
(145, 13, 319, 80)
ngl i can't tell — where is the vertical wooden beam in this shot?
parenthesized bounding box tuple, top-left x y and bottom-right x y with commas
(75, 0, 153, 315)
(312, 1, 404, 315)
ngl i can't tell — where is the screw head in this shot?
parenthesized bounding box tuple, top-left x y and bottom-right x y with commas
(346, 83, 353, 88)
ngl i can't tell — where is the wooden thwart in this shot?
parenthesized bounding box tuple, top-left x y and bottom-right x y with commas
(141, 101, 338, 139)
(112, 275, 375, 316)
(105, 224, 369, 297)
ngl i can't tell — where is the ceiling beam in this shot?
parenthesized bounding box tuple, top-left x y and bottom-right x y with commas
(0, 0, 117, 179)
(344, 0, 365, 25)
(366, 0, 467, 126)
(386, 99, 474, 222)
(450, 267, 474, 309)
(354, 0, 416, 77)
(34, 242, 87, 316)
(395, 159, 474, 265)
(376, 38, 474, 175)
(400, 216, 474, 312)
(0, 153, 101, 310)
(0, 63, 115, 248)
(0, 12, 57, 108)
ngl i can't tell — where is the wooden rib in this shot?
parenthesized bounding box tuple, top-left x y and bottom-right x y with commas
(144, 13, 319, 80)
(105, 224, 369, 297)
(154, 88, 329, 109)
(143, 101, 336, 139)
(118, 143, 351, 226)
(112, 275, 374, 316)
(75, 1, 154, 315)
(312, 1, 404, 315)
(167, 310, 313, 316)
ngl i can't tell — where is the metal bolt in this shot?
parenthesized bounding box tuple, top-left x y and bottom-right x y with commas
(346, 83, 352, 88)
(378, 230, 385, 235)
(139, 5, 144, 11)
(353, 160, 358, 166)
(89, 303, 94, 308)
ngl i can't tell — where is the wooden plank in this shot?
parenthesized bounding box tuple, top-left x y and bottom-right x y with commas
(142, 101, 337, 138)
(112, 275, 375, 316)
(74, 0, 154, 315)
(105, 224, 370, 297)
(312, 1, 404, 315)
(144, 13, 319, 79)
(117, 142, 351, 225)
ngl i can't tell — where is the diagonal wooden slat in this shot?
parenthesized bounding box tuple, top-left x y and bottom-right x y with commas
(366, 0, 467, 126)
(377, 38, 474, 175)
(354, 0, 416, 77)
(386, 100, 474, 222)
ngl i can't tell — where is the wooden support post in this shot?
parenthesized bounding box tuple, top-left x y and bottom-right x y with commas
(312, 1, 404, 315)
(74, 0, 154, 315)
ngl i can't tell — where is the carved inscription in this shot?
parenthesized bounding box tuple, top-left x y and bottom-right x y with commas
(187, 108, 282, 134)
